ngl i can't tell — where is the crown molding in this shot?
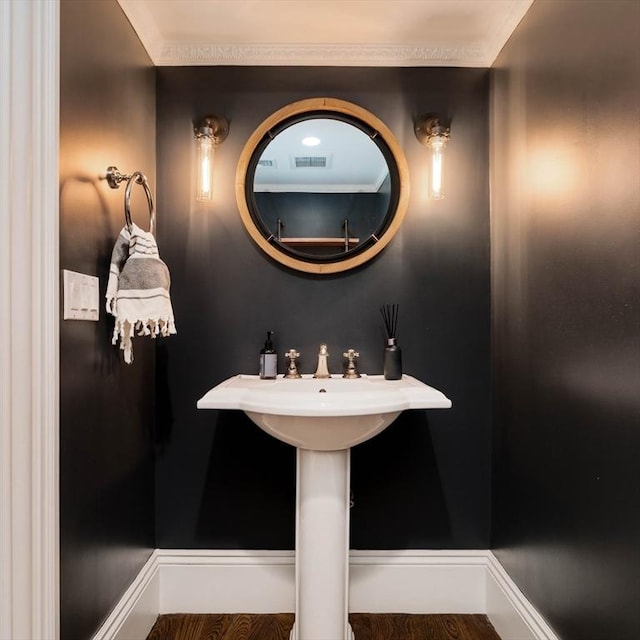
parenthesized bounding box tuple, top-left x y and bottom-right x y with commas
(117, 0, 164, 63)
(118, 0, 535, 68)
(156, 42, 490, 67)
(484, 0, 535, 63)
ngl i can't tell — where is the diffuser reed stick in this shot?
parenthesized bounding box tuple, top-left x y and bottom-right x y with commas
(380, 303, 399, 339)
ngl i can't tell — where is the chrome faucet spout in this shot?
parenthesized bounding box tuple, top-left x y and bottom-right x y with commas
(313, 343, 331, 378)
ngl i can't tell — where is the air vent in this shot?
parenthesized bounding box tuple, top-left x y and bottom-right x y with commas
(294, 156, 327, 168)
(258, 159, 275, 167)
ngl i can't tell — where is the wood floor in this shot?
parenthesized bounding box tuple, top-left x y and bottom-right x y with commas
(147, 613, 502, 640)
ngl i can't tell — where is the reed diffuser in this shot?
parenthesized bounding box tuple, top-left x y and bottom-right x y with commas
(380, 303, 402, 380)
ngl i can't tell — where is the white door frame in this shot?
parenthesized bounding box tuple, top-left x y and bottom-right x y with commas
(0, 1, 60, 639)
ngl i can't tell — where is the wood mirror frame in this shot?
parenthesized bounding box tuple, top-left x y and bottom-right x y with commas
(235, 98, 410, 274)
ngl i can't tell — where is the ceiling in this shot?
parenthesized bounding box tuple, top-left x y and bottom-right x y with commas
(254, 118, 389, 192)
(117, 0, 534, 67)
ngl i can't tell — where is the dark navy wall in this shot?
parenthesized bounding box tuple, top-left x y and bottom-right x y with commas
(155, 67, 491, 550)
(491, 1, 640, 639)
(59, 1, 156, 638)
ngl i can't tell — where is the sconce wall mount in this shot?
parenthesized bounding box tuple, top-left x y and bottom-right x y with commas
(414, 114, 450, 148)
(194, 115, 230, 146)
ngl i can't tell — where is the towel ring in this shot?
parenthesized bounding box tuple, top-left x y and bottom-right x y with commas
(106, 166, 156, 236)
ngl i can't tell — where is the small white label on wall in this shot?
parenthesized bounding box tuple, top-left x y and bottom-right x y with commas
(63, 269, 99, 321)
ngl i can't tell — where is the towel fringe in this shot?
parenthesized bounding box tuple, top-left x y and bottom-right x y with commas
(112, 316, 176, 364)
(113, 318, 176, 340)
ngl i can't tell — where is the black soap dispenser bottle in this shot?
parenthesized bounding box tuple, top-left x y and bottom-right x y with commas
(259, 331, 277, 379)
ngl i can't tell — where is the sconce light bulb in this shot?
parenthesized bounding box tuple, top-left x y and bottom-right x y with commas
(194, 115, 229, 203)
(429, 145, 445, 200)
(197, 136, 215, 201)
(428, 136, 445, 151)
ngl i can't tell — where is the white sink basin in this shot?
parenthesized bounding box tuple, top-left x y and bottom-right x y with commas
(197, 374, 451, 450)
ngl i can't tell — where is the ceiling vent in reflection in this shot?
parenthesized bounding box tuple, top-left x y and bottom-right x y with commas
(292, 155, 332, 169)
(257, 159, 276, 167)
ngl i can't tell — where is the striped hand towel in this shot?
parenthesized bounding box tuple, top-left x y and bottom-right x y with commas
(106, 224, 176, 364)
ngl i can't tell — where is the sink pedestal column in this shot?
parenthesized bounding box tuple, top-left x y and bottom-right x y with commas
(290, 447, 354, 640)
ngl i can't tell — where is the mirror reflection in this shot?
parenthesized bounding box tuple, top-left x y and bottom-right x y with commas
(252, 118, 391, 258)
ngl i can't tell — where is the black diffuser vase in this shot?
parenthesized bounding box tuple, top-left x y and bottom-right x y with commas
(383, 337, 402, 380)
(381, 304, 403, 380)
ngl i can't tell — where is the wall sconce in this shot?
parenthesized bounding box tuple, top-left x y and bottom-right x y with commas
(194, 115, 229, 201)
(414, 114, 450, 200)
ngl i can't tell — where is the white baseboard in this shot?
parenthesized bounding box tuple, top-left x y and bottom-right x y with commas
(91, 549, 558, 640)
(159, 550, 295, 614)
(349, 550, 487, 613)
(485, 553, 559, 640)
(92, 551, 160, 640)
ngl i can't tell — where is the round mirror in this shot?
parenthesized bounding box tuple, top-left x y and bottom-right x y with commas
(236, 98, 409, 274)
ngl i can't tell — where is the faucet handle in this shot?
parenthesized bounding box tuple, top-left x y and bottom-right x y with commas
(284, 349, 301, 379)
(343, 349, 361, 379)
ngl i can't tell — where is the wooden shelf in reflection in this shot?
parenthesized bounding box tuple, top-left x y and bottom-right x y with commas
(279, 237, 360, 248)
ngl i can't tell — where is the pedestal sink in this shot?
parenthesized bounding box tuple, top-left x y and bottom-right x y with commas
(197, 374, 451, 639)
